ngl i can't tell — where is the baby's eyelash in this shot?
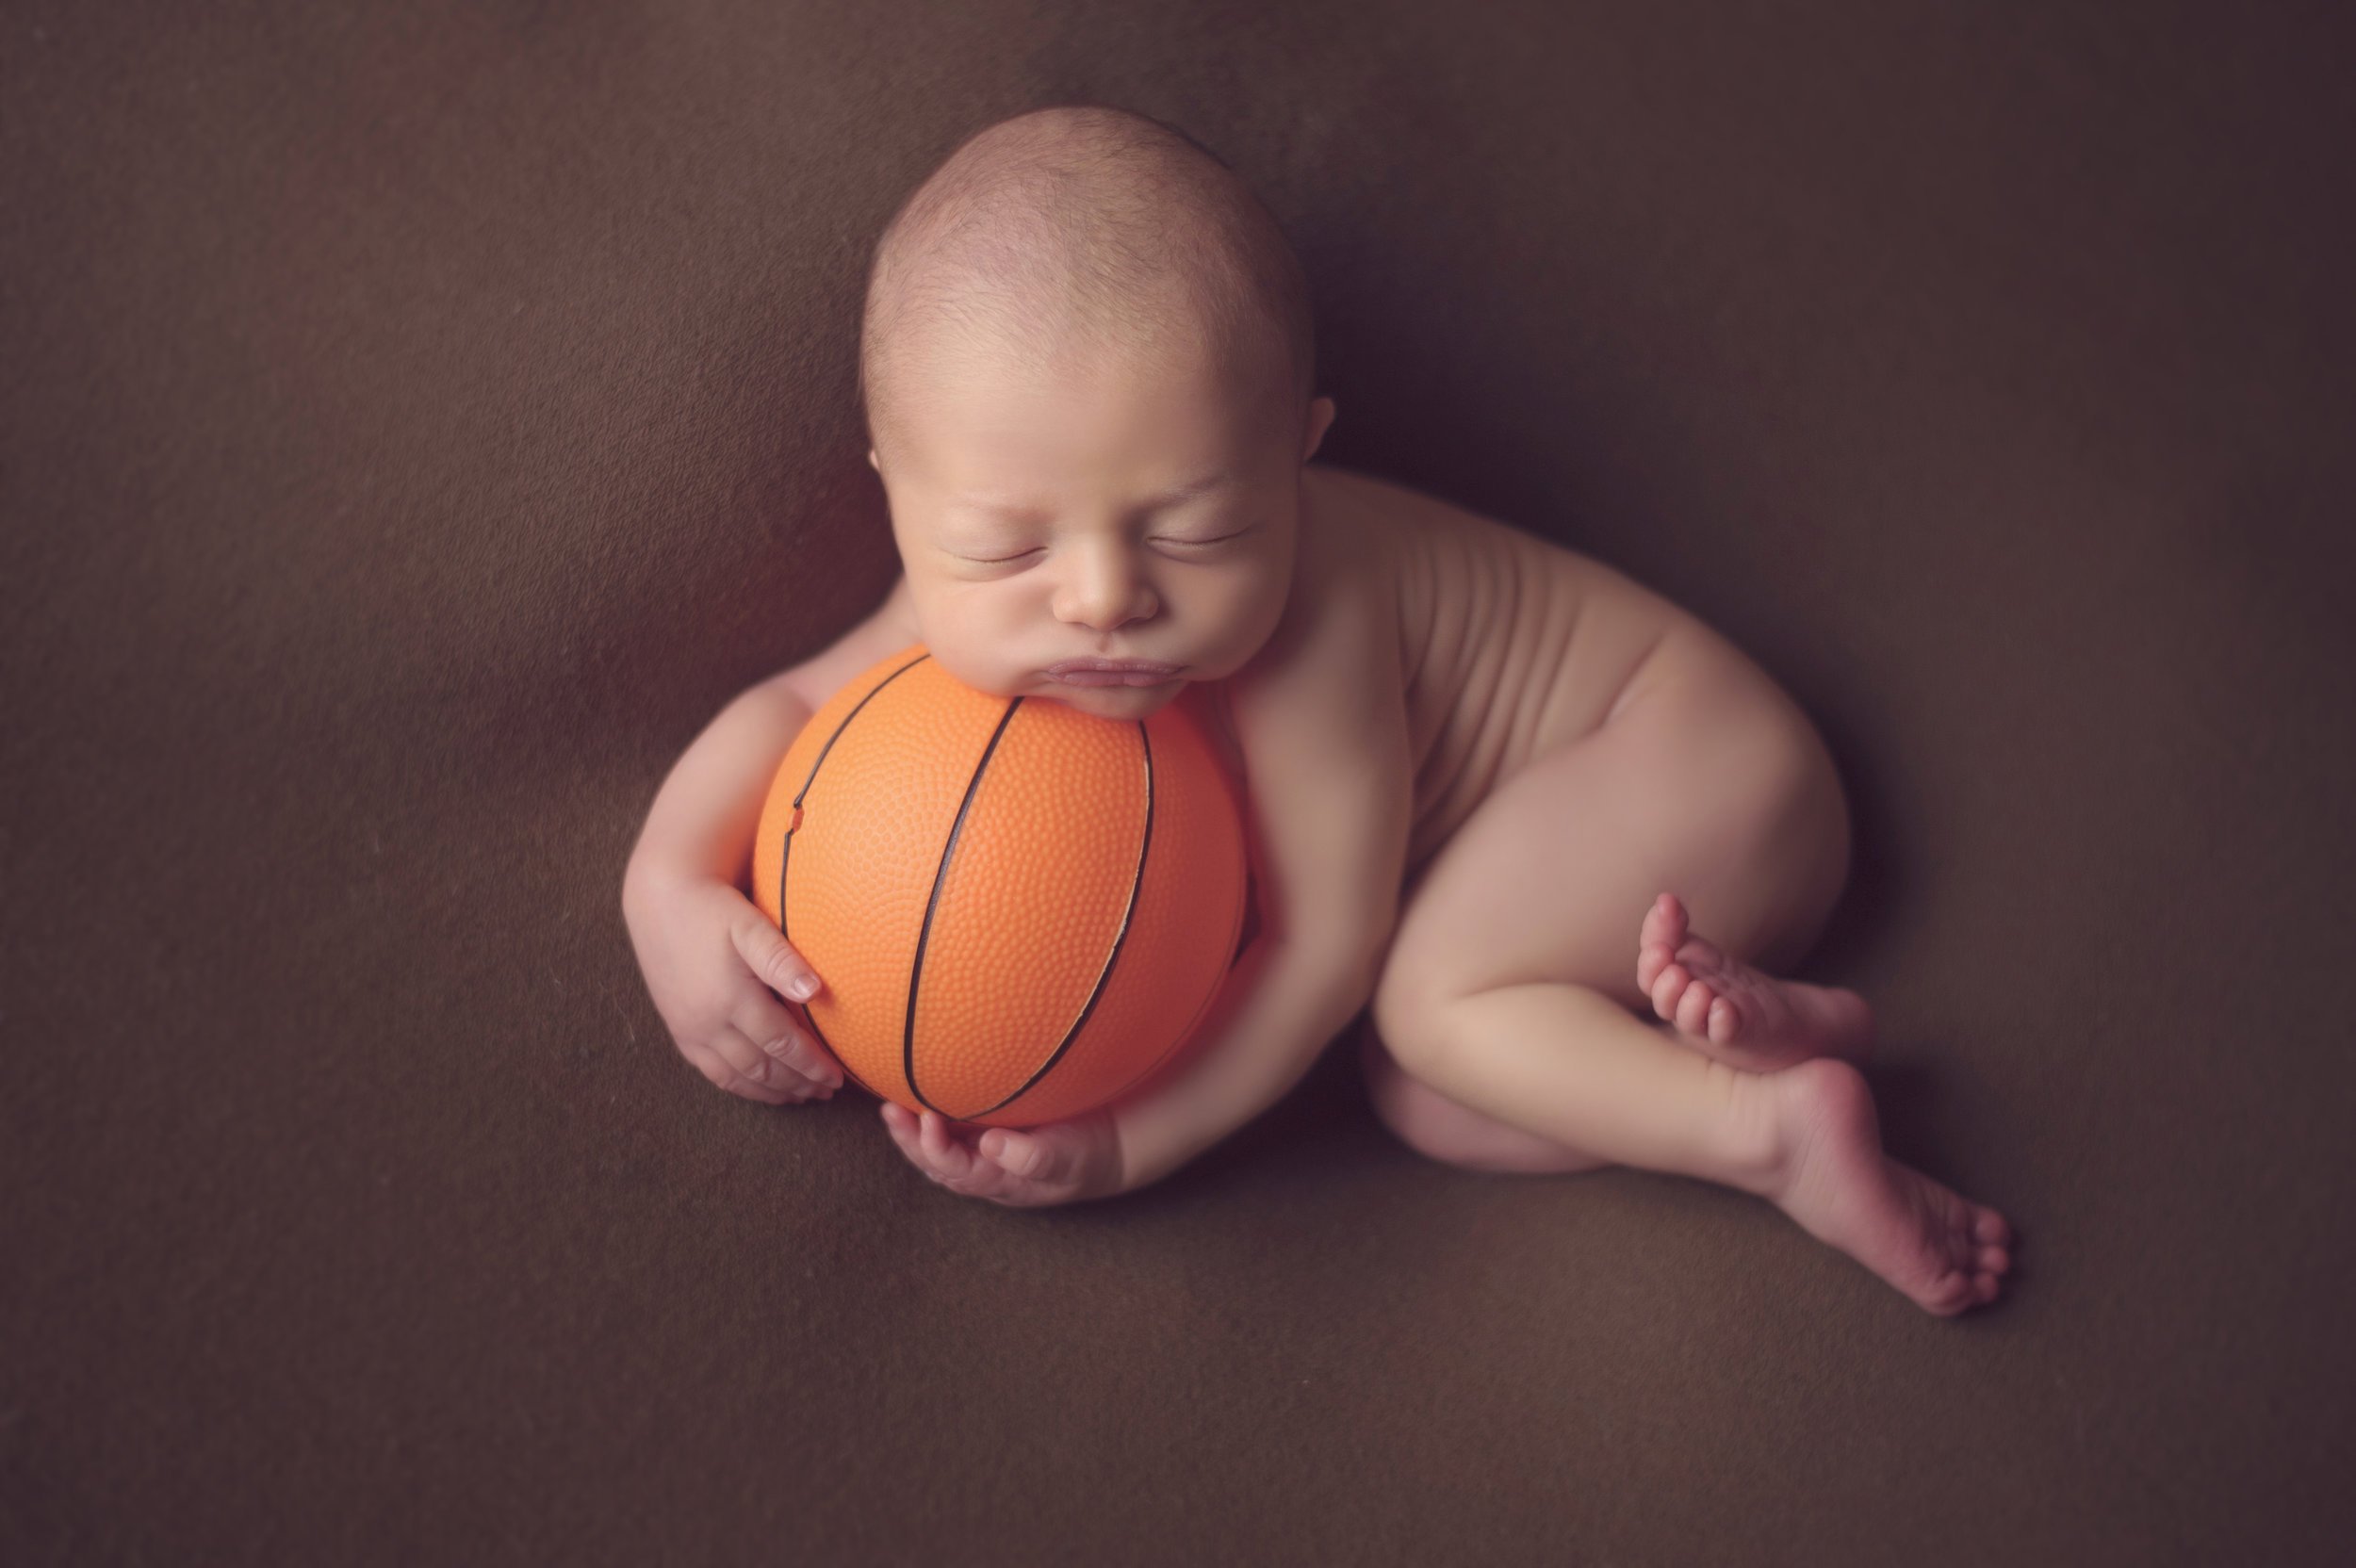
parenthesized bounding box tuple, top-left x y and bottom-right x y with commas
(949, 527, 1250, 564)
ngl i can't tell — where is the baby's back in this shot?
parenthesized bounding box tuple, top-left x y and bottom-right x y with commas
(1303, 466, 1690, 868)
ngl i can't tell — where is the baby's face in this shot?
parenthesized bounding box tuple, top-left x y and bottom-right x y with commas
(871, 341, 1332, 722)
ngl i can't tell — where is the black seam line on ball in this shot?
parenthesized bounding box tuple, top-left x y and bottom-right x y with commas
(777, 650, 929, 948)
(776, 652, 929, 1102)
(905, 695, 1024, 1116)
(796, 1004, 882, 1102)
(777, 830, 793, 946)
(791, 651, 931, 811)
(981, 719, 1154, 1119)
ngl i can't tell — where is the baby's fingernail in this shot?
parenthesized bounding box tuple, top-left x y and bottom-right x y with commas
(786, 974, 819, 1002)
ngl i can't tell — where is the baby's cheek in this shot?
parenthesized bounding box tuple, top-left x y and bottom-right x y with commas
(921, 631, 1026, 699)
(1202, 564, 1289, 666)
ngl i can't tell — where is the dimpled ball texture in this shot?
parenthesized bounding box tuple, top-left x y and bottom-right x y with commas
(752, 647, 1250, 1128)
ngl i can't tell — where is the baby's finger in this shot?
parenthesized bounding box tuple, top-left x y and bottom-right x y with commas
(730, 914, 824, 1004)
(711, 1021, 832, 1102)
(880, 1102, 928, 1167)
(978, 1128, 1055, 1183)
(729, 992, 843, 1091)
(883, 1103, 971, 1184)
(917, 1110, 977, 1178)
(949, 1122, 1081, 1203)
(680, 1035, 797, 1104)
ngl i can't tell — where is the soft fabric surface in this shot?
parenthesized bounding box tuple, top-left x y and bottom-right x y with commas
(7, 2, 2350, 1561)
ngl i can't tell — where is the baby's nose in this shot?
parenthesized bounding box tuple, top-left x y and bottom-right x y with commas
(1053, 549, 1158, 630)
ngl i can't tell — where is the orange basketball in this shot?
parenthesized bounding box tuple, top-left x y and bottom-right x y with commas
(751, 646, 1249, 1128)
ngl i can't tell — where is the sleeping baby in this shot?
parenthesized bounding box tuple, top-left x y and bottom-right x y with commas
(621, 106, 2012, 1315)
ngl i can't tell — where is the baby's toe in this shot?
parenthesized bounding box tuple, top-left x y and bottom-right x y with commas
(1641, 893, 1687, 954)
(1919, 1270, 1974, 1316)
(1649, 963, 1691, 1021)
(1674, 980, 1715, 1037)
(1706, 995, 1743, 1046)
(1674, 935, 1728, 980)
(1637, 940, 1675, 992)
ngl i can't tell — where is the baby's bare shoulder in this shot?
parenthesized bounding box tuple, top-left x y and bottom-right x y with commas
(1246, 466, 1424, 697)
(1305, 462, 1649, 594)
(1219, 468, 1424, 762)
(1301, 463, 1678, 654)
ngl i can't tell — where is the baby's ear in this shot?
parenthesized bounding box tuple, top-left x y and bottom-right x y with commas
(1302, 397, 1337, 463)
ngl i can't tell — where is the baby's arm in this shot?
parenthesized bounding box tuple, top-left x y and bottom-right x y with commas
(622, 580, 918, 1101)
(1110, 574, 1413, 1189)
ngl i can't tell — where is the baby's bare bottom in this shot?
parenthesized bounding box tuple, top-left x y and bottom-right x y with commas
(1366, 627, 2011, 1314)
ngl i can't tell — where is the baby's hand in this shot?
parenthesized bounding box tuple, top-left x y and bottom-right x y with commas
(622, 872, 843, 1104)
(880, 1104, 1121, 1207)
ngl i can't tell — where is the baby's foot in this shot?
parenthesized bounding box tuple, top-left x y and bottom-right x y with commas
(1759, 1060, 2013, 1315)
(1637, 893, 1873, 1070)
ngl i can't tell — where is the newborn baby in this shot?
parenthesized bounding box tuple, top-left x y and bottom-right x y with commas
(622, 106, 2013, 1315)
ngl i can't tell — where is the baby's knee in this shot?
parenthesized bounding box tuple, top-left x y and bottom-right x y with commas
(1358, 1026, 1459, 1164)
(1697, 699, 1840, 842)
(1358, 1022, 1604, 1175)
(1694, 707, 1852, 933)
(1368, 947, 1453, 1075)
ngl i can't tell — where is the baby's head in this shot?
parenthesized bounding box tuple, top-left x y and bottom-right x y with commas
(859, 106, 1334, 720)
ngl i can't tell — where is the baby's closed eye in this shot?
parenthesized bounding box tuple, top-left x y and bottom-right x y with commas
(938, 527, 1257, 567)
(1151, 521, 1258, 552)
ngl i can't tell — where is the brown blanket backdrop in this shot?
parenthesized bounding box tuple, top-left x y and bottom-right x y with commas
(7, 1, 2351, 1562)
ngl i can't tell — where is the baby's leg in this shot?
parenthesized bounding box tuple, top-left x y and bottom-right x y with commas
(1368, 635, 2010, 1315)
(1358, 1020, 1606, 1175)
